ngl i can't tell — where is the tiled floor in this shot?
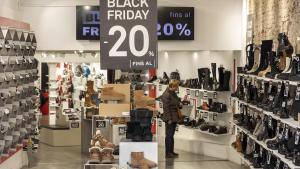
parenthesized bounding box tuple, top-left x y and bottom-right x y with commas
(23, 144, 245, 169)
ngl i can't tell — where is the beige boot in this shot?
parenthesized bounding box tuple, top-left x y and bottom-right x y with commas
(134, 90, 155, 108)
(91, 130, 115, 149)
(129, 152, 157, 168)
(101, 87, 125, 101)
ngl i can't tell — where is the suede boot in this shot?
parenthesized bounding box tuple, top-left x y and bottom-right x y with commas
(128, 152, 157, 169)
(101, 87, 125, 101)
(101, 148, 114, 164)
(89, 146, 102, 164)
(252, 40, 273, 75)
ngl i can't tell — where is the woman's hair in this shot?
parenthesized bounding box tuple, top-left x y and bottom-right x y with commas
(169, 79, 180, 88)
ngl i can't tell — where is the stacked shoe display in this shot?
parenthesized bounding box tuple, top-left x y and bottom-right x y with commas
(126, 108, 154, 142)
(89, 130, 115, 164)
(0, 27, 40, 160)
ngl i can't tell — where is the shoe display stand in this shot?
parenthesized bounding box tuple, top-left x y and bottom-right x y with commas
(231, 73, 300, 169)
(150, 82, 233, 159)
(0, 27, 40, 169)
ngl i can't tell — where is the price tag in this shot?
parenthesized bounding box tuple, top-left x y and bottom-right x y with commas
(268, 116, 272, 128)
(295, 131, 300, 145)
(186, 89, 190, 95)
(195, 90, 199, 97)
(213, 92, 217, 99)
(100, 0, 158, 69)
(159, 85, 162, 91)
(118, 127, 126, 135)
(158, 120, 162, 127)
(95, 120, 106, 129)
(70, 122, 79, 128)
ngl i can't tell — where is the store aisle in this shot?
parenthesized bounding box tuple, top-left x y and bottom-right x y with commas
(22, 144, 244, 169)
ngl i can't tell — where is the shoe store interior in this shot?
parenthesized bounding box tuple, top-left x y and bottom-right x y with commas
(1, 0, 300, 169)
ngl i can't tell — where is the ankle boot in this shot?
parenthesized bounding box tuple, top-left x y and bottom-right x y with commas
(101, 87, 125, 101)
(160, 72, 169, 84)
(266, 51, 281, 79)
(89, 146, 102, 164)
(134, 90, 155, 108)
(245, 43, 255, 71)
(101, 148, 114, 164)
(91, 130, 115, 149)
(277, 33, 294, 72)
(290, 55, 300, 81)
(211, 63, 217, 90)
(128, 152, 157, 168)
(271, 82, 285, 114)
(277, 55, 293, 80)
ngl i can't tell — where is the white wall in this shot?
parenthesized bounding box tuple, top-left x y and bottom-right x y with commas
(157, 50, 241, 80)
(19, 0, 243, 51)
(0, 0, 21, 19)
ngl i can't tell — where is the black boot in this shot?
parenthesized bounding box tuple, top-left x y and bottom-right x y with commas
(142, 126, 153, 141)
(217, 66, 225, 91)
(223, 70, 231, 91)
(266, 51, 281, 79)
(245, 43, 255, 71)
(277, 33, 294, 73)
(160, 72, 169, 84)
(291, 84, 300, 121)
(211, 63, 217, 90)
(290, 55, 300, 81)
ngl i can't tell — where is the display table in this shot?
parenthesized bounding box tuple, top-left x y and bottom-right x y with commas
(40, 125, 81, 146)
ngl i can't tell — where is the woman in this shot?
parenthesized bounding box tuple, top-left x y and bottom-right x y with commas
(161, 79, 181, 158)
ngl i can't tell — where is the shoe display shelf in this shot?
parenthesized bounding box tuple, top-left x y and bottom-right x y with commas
(0, 27, 40, 168)
(84, 162, 119, 169)
(231, 96, 300, 129)
(233, 147, 262, 169)
(237, 73, 298, 86)
(182, 126, 231, 137)
(147, 82, 231, 93)
(232, 121, 300, 169)
(48, 79, 59, 126)
(155, 83, 232, 136)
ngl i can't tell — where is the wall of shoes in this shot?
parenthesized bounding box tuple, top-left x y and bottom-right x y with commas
(231, 25, 300, 168)
(146, 64, 234, 159)
(0, 27, 40, 167)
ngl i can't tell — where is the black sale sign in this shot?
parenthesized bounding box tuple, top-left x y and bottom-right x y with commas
(100, 0, 158, 70)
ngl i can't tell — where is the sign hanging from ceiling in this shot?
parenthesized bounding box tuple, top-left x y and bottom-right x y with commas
(100, 0, 158, 70)
(158, 7, 194, 40)
(76, 6, 194, 41)
(76, 6, 100, 40)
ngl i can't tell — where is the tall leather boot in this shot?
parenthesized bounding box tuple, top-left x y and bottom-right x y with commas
(290, 55, 300, 81)
(247, 46, 261, 74)
(198, 68, 210, 90)
(223, 70, 231, 91)
(217, 66, 224, 91)
(253, 40, 273, 75)
(245, 43, 255, 71)
(211, 63, 217, 90)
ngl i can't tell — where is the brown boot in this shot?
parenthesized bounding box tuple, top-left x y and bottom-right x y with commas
(101, 87, 125, 101)
(134, 90, 155, 108)
(101, 148, 114, 164)
(129, 152, 157, 168)
(91, 130, 115, 149)
(89, 146, 101, 164)
(236, 133, 242, 152)
(85, 81, 96, 107)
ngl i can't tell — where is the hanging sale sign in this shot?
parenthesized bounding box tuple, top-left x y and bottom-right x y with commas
(100, 0, 158, 70)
